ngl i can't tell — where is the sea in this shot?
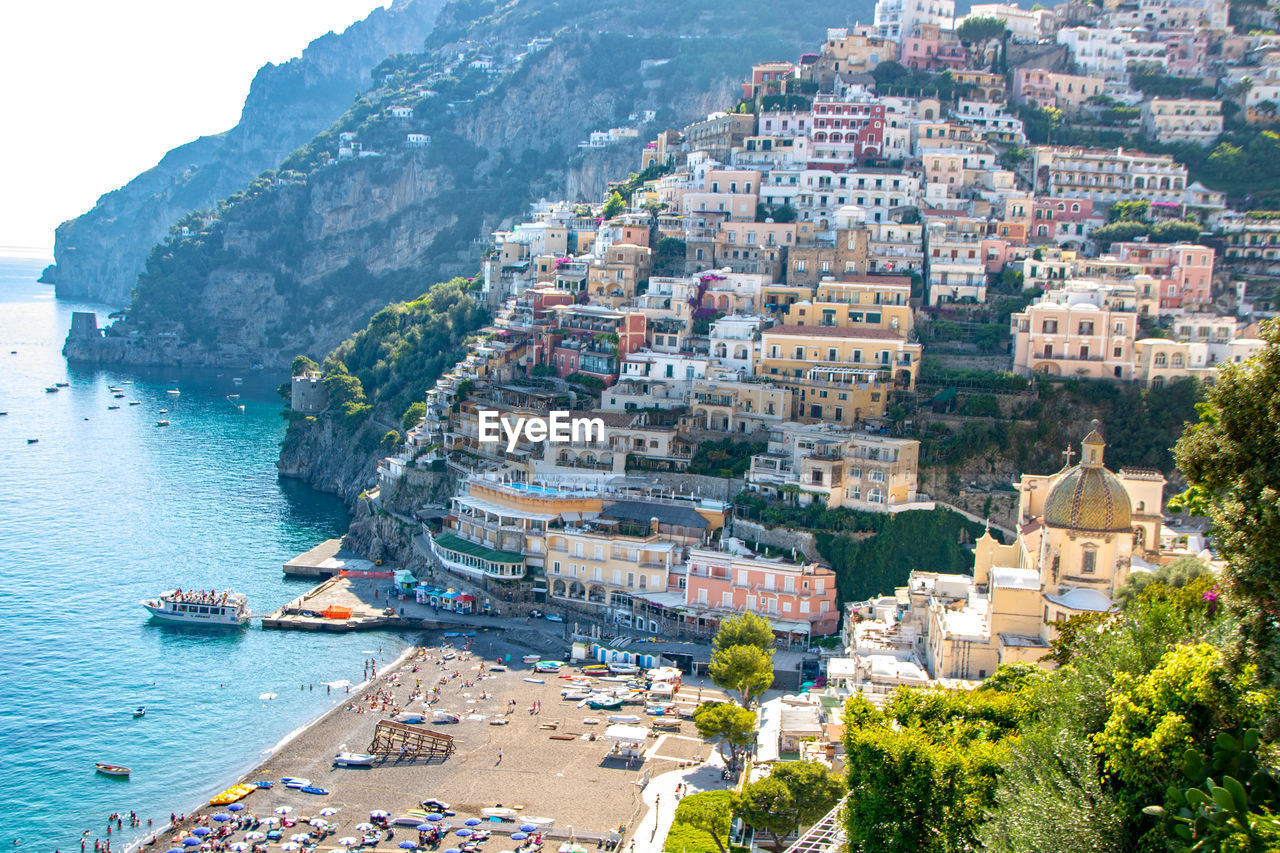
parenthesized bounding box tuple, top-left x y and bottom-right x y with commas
(0, 258, 414, 851)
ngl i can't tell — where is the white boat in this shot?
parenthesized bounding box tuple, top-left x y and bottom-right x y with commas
(133, 706, 146, 718)
(607, 714, 642, 724)
(430, 710, 460, 724)
(522, 817, 555, 827)
(282, 777, 310, 789)
(393, 712, 427, 724)
(607, 662, 639, 675)
(166, 389, 181, 395)
(334, 752, 377, 767)
(480, 808, 517, 820)
(142, 590, 249, 626)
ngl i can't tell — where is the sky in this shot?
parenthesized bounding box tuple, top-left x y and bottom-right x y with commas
(0, 0, 390, 260)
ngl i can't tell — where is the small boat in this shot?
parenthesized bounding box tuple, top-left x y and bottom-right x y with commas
(113, 393, 125, 398)
(581, 665, 609, 676)
(430, 710, 460, 724)
(45, 386, 58, 393)
(607, 662, 639, 675)
(523, 678, 545, 684)
(27, 439, 38, 444)
(282, 777, 310, 789)
(522, 654, 540, 664)
(210, 783, 256, 804)
(544, 613, 564, 622)
(334, 751, 377, 767)
(166, 389, 180, 395)
(55, 381, 69, 387)
(480, 808, 517, 820)
(489, 718, 510, 725)
(581, 718, 600, 725)
(393, 712, 426, 724)
(155, 420, 170, 427)
(159, 409, 168, 414)
(300, 786, 329, 795)
(588, 696, 624, 710)
(107, 405, 120, 410)
(227, 394, 240, 399)
(252, 780, 274, 789)
(133, 706, 146, 718)
(95, 763, 130, 777)
(108, 386, 123, 392)
(607, 714, 642, 724)
(442, 651, 456, 660)
(0, 412, 6, 416)
(562, 690, 592, 701)
(534, 660, 564, 673)
(128, 401, 140, 406)
(232, 377, 244, 384)
(488, 664, 507, 672)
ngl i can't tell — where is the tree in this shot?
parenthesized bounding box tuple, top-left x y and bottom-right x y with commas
(1174, 320, 1280, 683)
(292, 354, 319, 376)
(1114, 555, 1210, 606)
(748, 760, 847, 847)
(692, 702, 757, 770)
(671, 791, 734, 853)
(736, 777, 797, 853)
(401, 401, 426, 432)
(956, 16, 1008, 45)
(1149, 219, 1201, 243)
(709, 643, 774, 705)
(1108, 200, 1150, 223)
(712, 611, 775, 653)
(602, 191, 626, 219)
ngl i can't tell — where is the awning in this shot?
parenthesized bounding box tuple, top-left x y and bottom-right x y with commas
(433, 532, 524, 563)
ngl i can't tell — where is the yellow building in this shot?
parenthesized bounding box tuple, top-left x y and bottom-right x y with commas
(784, 278, 914, 336)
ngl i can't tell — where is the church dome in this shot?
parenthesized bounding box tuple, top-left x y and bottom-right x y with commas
(1043, 421, 1132, 533)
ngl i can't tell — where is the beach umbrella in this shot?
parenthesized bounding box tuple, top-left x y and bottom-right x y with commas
(228, 845, 249, 852)
(182, 838, 203, 847)
(213, 814, 233, 822)
(464, 820, 481, 827)
(319, 809, 339, 817)
(398, 843, 418, 850)
(280, 845, 301, 852)
(167, 847, 185, 852)
(426, 814, 444, 822)
(518, 826, 537, 833)
(192, 828, 212, 838)
(228, 804, 246, 813)
(291, 835, 312, 842)
(510, 834, 528, 841)
(415, 826, 433, 833)
(454, 830, 473, 838)
(370, 811, 391, 819)
(244, 833, 266, 842)
(355, 823, 375, 832)
(309, 820, 328, 829)
(444, 848, 461, 853)
(275, 807, 294, 816)
(338, 839, 358, 847)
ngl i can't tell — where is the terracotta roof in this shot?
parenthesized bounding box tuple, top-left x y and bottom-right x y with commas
(764, 325, 904, 340)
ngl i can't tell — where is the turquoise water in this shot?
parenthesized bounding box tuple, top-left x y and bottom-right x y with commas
(0, 259, 412, 851)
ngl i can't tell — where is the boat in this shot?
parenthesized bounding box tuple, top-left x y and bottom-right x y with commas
(534, 660, 564, 673)
(480, 808, 517, 820)
(522, 817, 555, 828)
(252, 781, 275, 789)
(562, 690, 592, 701)
(166, 389, 180, 395)
(607, 662, 640, 675)
(141, 590, 250, 626)
(430, 710, 460, 724)
(607, 714, 642, 724)
(133, 707, 146, 718)
(95, 763, 130, 777)
(232, 377, 244, 385)
(393, 712, 426, 724)
(155, 420, 170, 427)
(55, 381, 69, 387)
(108, 386, 122, 392)
(523, 678, 545, 684)
(227, 394, 240, 400)
(27, 439, 38, 444)
(45, 386, 58, 393)
(522, 654, 540, 664)
(488, 664, 507, 672)
(588, 696, 624, 711)
(209, 783, 256, 804)
(282, 777, 310, 789)
(581, 718, 600, 725)
(300, 786, 329, 796)
(159, 409, 168, 414)
(442, 651, 456, 660)
(581, 665, 609, 676)
(128, 401, 140, 406)
(334, 751, 377, 767)
(107, 405, 120, 410)
(544, 613, 564, 622)
(113, 393, 125, 398)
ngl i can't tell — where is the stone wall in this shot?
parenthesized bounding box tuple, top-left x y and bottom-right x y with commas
(635, 471, 746, 502)
(730, 518, 825, 564)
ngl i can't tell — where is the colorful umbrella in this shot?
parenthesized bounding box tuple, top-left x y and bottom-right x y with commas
(213, 814, 232, 822)
(228, 805, 246, 813)
(464, 820, 481, 827)
(192, 828, 212, 838)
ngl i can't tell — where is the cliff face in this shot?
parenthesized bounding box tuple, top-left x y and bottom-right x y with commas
(49, 0, 446, 305)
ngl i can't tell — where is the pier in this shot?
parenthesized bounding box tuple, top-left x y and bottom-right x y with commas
(261, 574, 513, 633)
(282, 538, 370, 577)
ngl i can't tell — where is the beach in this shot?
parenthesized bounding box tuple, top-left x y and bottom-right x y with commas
(138, 630, 728, 853)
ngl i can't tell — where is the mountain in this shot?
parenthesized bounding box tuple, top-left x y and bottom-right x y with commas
(48, 0, 448, 305)
(62, 0, 875, 369)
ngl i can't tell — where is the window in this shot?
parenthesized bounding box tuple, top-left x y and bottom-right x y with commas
(1082, 549, 1097, 574)
(552, 561, 561, 575)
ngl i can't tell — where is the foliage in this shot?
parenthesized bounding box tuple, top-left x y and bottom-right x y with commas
(1115, 555, 1211, 606)
(1175, 320, 1280, 684)
(401, 401, 426, 432)
(956, 16, 1008, 44)
(692, 702, 758, 770)
(669, 791, 735, 853)
(564, 372, 606, 391)
(602, 191, 626, 219)
(709, 644, 774, 706)
(687, 438, 766, 478)
(292, 355, 319, 376)
(1109, 200, 1151, 223)
(960, 394, 1001, 418)
(380, 429, 402, 452)
(530, 364, 557, 377)
(653, 237, 688, 276)
(739, 761, 846, 851)
(712, 612, 775, 653)
(1091, 220, 1154, 249)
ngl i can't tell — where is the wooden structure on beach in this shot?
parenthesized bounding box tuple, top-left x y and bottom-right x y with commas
(368, 720, 456, 761)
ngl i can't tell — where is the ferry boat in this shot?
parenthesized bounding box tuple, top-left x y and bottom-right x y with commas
(142, 590, 250, 626)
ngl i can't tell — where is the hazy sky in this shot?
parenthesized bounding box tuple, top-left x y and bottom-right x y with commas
(0, 0, 388, 259)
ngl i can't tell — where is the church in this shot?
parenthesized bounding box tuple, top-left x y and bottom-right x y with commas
(918, 421, 1166, 680)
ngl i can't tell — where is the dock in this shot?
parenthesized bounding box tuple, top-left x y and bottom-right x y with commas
(282, 538, 375, 577)
(261, 574, 510, 633)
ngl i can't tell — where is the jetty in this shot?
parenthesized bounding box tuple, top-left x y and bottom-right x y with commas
(261, 575, 509, 633)
(283, 538, 359, 577)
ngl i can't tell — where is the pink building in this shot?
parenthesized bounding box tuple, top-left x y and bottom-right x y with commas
(901, 35, 966, 71)
(1111, 242, 1214, 309)
(685, 548, 840, 637)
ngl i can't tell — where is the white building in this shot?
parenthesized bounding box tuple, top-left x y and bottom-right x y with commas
(874, 0, 956, 42)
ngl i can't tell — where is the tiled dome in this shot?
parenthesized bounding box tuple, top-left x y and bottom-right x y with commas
(1044, 465, 1132, 533)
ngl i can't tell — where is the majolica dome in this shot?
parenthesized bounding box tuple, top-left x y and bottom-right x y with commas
(1043, 422, 1132, 533)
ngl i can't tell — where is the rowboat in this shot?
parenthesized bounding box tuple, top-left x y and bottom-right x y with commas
(334, 752, 377, 767)
(133, 706, 146, 718)
(480, 808, 517, 820)
(282, 777, 310, 789)
(300, 786, 329, 795)
(95, 763, 130, 777)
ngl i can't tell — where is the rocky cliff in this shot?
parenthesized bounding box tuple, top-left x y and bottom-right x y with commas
(63, 0, 873, 369)
(49, 0, 447, 305)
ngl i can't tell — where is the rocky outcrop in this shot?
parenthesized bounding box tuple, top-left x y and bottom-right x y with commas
(277, 415, 383, 505)
(49, 0, 446, 305)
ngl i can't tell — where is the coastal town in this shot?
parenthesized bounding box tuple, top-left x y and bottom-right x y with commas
(39, 0, 1280, 850)
(212, 0, 1280, 849)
